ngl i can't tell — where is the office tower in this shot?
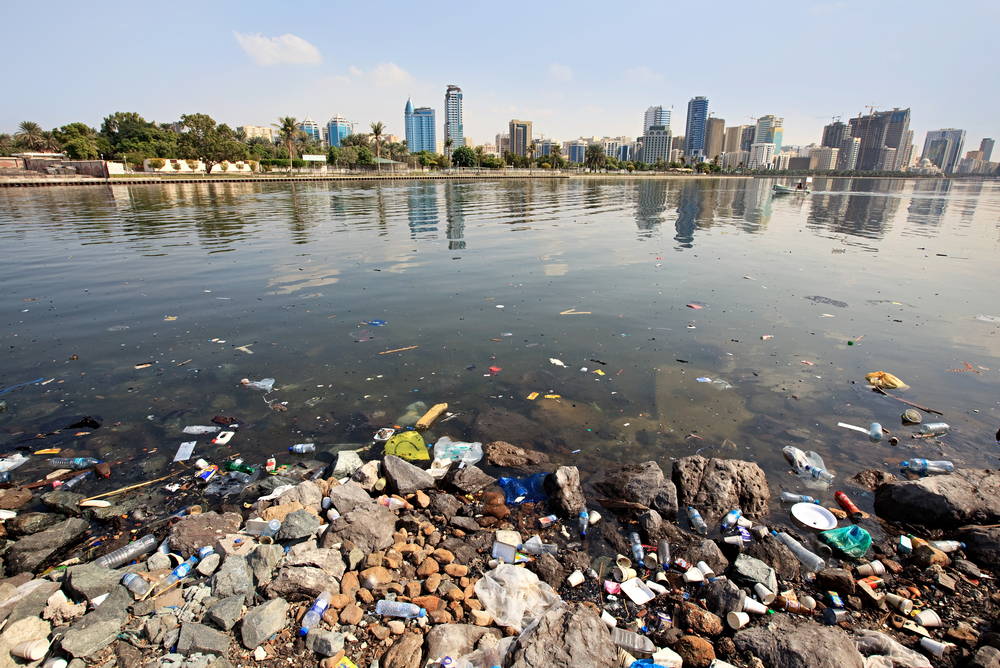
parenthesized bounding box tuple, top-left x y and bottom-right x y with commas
(299, 117, 321, 143)
(509, 120, 532, 156)
(884, 108, 911, 169)
(747, 143, 775, 170)
(684, 96, 709, 158)
(643, 106, 670, 135)
(496, 133, 510, 154)
(837, 137, 860, 170)
(967, 150, 985, 160)
(808, 147, 839, 170)
(640, 126, 672, 164)
(326, 114, 351, 148)
(704, 117, 725, 161)
(980, 138, 995, 162)
(822, 120, 850, 148)
(564, 139, 587, 164)
(444, 85, 464, 149)
(848, 108, 910, 171)
(754, 115, 783, 154)
(740, 126, 756, 152)
(897, 130, 914, 171)
(404, 99, 436, 153)
(724, 125, 748, 154)
(722, 151, 748, 170)
(921, 129, 966, 172)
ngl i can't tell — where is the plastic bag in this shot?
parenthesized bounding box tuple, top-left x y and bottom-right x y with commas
(854, 630, 931, 668)
(384, 431, 429, 461)
(474, 563, 561, 632)
(781, 446, 833, 490)
(820, 525, 872, 558)
(499, 472, 549, 504)
(865, 371, 908, 390)
(432, 436, 483, 466)
(243, 378, 275, 391)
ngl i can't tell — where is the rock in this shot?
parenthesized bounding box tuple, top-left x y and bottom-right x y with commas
(388, 620, 406, 634)
(873, 469, 1000, 529)
(704, 578, 745, 618)
(41, 490, 85, 515)
(339, 604, 363, 625)
(277, 509, 321, 540)
(589, 461, 676, 511)
(816, 568, 856, 597)
(674, 636, 715, 668)
(266, 566, 340, 599)
(416, 558, 439, 578)
(0, 487, 32, 510)
(8, 517, 89, 574)
(425, 625, 501, 664)
(638, 509, 662, 535)
(446, 466, 496, 494)
(729, 554, 778, 594)
(351, 460, 381, 491)
(261, 501, 304, 523)
(969, 645, 1000, 668)
(65, 563, 125, 601)
(60, 585, 131, 658)
(733, 614, 864, 668)
(430, 494, 462, 520)
(484, 441, 549, 469)
(177, 622, 231, 656)
(320, 503, 397, 555)
(205, 595, 244, 631)
(115, 642, 142, 668)
(332, 450, 364, 478)
(682, 540, 729, 574)
(248, 544, 284, 586)
(529, 553, 564, 588)
(241, 598, 289, 649)
(744, 534, 801, 581)
(506, 602, 616, 668)
(380, 631, 423, 668)
(169, 512, 242, 557)
(195, 553, 221, 577)
(543, 466, 586, 517)
(946, 621, 980, 646)
(413, 596, 442, 612)
(6, 512, 61, 536)
(383, 456, 435, 495)
(277, 480, 323, 508)
(848, 469, 898, 491)
(449, 516, 481, 533)
(327, 481, 375, 515)
(0, 616, 51, 667)
(965, 528, 1000, 570)
(444, 564, 468, 578)
(680, 602, 724, 636)
(651, 484, 679, 518)
(913, 544, 951, 568)
(360, 566, 393, 588)
(210, 555, 253, 599)
(284, 548, 346, 580)
(483, 503, 509, 520)
(672, 455, 770, 524)
(305, 630, 345, 657)
(953, 559, 983, 579)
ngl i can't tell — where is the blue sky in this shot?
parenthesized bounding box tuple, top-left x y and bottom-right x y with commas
(5, 1, 999, 153)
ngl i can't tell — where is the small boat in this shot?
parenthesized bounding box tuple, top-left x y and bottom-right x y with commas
(773, 184, 810, 194)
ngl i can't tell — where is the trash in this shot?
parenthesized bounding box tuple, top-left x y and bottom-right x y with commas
(820, 525, 872, 558)
(760, 335, 773, 340)
(902, 459, 954, 475)
(0, 377, 44, 394)
(928, 540, 965, 553)
(918, 637, 952, 659)
(11, 640, 49, 661)
(0, 453, 29, 473)
(416, 403, 448, 430)
(47, 457, 99, 470)
(488, 366, 502, 376)
(212, 431, 235, 445)
(790, 503, 838, 532)
(885, 593, 913, 615)
(374, 600, 425, 619)
(727, 611, 750, 629)
(612, 628, 656, 658)
(914, 422, 949, 437)
(474, 563, 560, 632)
(902, 409, 922, 424)
(869, 422, 884, 443)
(183, 426, 220, 435)
(173, 441, 196, 462)
(780, 492, 818, 504)
(566, 570, 585, 587)
(498, 473, 549, 504)
(549, 358, 566, 367)
(300, 592, 334, 635)
(433, 436, 483, 467)
(361, 319, 387, 326)
(686, 303, 703, 309)
(290, 443, 316, 454)
(385, 431, 429, 461)
(774, 531, 826, 572)
(687, 507, 708, 535)
(80, 499, 111, 508)
(629, 532, 645, 563)
(834, 491, 863, 521)
(242, 378, 275, 391)
(913, 609, 942, 627)
(96, 535, 157, 568)
(865, 371, 908, 390)
(804, 296, 848, 308)
(520, 535, 557, 556)
(578, 510, 589, 536)
(782, 446, 834, 486)
(526, 392, 539, 400)
(122, 573, 150, 598)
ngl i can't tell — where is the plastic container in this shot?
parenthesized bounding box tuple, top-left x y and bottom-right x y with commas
(929, 540, 965, 553)
(377, 495, 410, 511)
(903, 459, 954, 475)
(47, 457, 99, 470)
(578, 510, 589, 536)
(657, 539, 671, 567)
(261, 519, 281, 537)
(224, 460, 256, 474)
(160, 557, 197, 590)
(803, 465, 835, 484)
(868, 422, 884, 443)
(687, 507, 708, 535)
(917, 423, 949, 436)
(720, 508, 742, 532)
(122, 573, 150, 597)
(780, 492, 818, 504)
(244, 378, 275, 391)
(773, 531, 826, 572)
(62, 470, 93, 490)
(771, 595, 813, 616)
(95, 535, 157, 568)
(183, 426, 220, 434)
(229, 471, 252, 484)
(375, 600, 426, 619)
(290, 443, 315, 454)
(0, 454, 29, 474)
(629, 532, 644, 564)
(299, 592, 333, 636)
(611, 628, 656, 658)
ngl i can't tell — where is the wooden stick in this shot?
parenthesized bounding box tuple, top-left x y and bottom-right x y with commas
(80, 474, 175, 502)
(378, 346, 418, 355)
(873, 387, 944, 415)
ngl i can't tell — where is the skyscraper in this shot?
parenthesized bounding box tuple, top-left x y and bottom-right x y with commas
(704, 117, 725, 161)
(509, 120, 532, 157)
(922, 129, 966, 172)
(754, 115, 783, 154)
(724, 126, 748, 154)
(326, 114, 350, 148)
(739, 126, 756, 152)
(848, 108, 910, 171)
(299, 117, 322, 143)
(639, 126, 672, 164)
(822, 121, 850, 149)
(684, 96, 709, 158)
(404, 99, 436, 153)
(643, 106, 670, 135)
(837, 137, 860, 171)
(444, 85, 464, 149)
(980, 138, 995, 162)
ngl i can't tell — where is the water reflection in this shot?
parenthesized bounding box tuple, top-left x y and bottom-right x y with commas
(407, 183, 439, 239)
(443, 184, 467, 250)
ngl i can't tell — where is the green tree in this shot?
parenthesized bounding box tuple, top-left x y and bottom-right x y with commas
(355, 146, 375, 166)
(0, 134, 15, 156)
(550, 143, 562, 170)
(148, 158, 166, 171)
(444, 138, 453, 166)
(341, 133, 370, 149)
(369, 121, 385, 173)
(179, 114, 244, 174)
(451, 145, 476, 168)
(527, 141, 537, 173)
(234, 129, 248, 143)
(172, 161, 182, 172)
(585, 143, 606, 171)
(273, 116, 299, 174)
(337, 146, 358, 167)
(327, 145, 341, 165)
(37, 131, 60, 153)
(14, 121, 44, 151)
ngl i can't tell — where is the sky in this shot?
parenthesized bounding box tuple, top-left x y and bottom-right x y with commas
(5, 0, 1000, 154)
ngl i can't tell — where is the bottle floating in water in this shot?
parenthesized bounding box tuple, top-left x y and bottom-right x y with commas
(242, 378, 275, 391)
(182, 426, 220, 435)
(929, 540, 965, 553)
(289, 443, 315, 454)
(375, 600, 426, 619)
(47, 458, 100, 470)
(299, 592, 333, 636)
(122, 573, 150, 597)
(804, 465, 835, 484)
(578, 510, 589, 536)
(629, 532, 644, 564)
(903, 459, 954, 476)
(916, 423, 949, 437)
(869, 422, 884, 443)
(62, 470, 93, 490)
(224, 460, 256, 474)
(720, 508, 742, 531)
(780, 492, 819, 504)
(687, 507, 708, 535)
(95, 535, 157, 569)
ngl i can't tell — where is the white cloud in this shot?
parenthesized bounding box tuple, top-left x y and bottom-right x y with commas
(624, 66, 665, 85)
(233, 31, 322, 66)
(548, 63, 573, 82)
(349, 63, 412, 87)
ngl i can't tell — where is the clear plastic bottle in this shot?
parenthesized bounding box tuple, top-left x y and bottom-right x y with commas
(903, 459, 954, 475)
(480, 647, 501, 668)
(290, 443, 315, 454)
(629, 532, 645, 564)
(159, 546, 214, 589)
(929, 540, 965, 553)
(720, 508, 742, 531)
(804, 464, 835, 484)
(62, 470, 93, 490)
(780, 492, 819, 504)
(687, 507, 708, 535)
(261, 519, 281, 537)
(229, 471, 252, 484)
(299, 591, 333, 636)
(657, 539, 671, 566)
(244, 378, 275, 391)
(869, 422, 883, 443)
(122, 573, 150, 597)
(377, 495, 410, 511)
(917, 423, 949, 436)
(95, 535, 158, 568)
(375, 600, 426, 619)
(611, 628, 656, 656)
(182, 426, 220, 435)
(578, 510, 589, 537)
(0, 472, 9, 483)
(773, 531, 826, 572)
(47, 457, 100, 470)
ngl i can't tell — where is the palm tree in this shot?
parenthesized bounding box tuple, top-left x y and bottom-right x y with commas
(528, 141, 537, 174)
(14, 121, 43, 151)
(370, 121, 385, 173)
(272, 116, 299, 174)
(234, 129, 248, 143)
(40, 131, 61, 153)
(584, 143, 606, 171)
(550, 143, 562, 171)
(0, 134, 14, 157)
(474, 145, 485, 170)
(444, 138, 453, 169)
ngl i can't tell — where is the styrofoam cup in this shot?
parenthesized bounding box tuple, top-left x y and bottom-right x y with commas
(683, 567, 704, 584)
(799, 595, 817, 611)
(753, 583, 776, 605)
(601, 609, 617, 628)
(736, 516, 753, 528)
(644, 553, 658, 569)
(726, 611, 750, 629)
(42, 659, 68, 668)
(914, 609, 942, 627)
(696, 561, 715, 578)
(743, 597, 767, 614)
(886, 593, 913, 615)
(616, 554, 631, 568)
(588, 510, 602, 525)
(856, 560, 885, 577)
(12, 639, 48, 661)
(566, 570, 585, 587)
(919, 637, 951, 658)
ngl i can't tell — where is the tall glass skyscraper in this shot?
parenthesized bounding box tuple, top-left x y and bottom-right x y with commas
(643, 106, 670, 135)
(684, 96, 709, 158)
(299, 117, 321, 143)
(326, 114, 350, 148)
(444, 85, 464, 149)
(404, 98, 436, 153)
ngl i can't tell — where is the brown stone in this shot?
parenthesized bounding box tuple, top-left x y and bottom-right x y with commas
(397, 543, 420, 554)
(260, 501, 304, 522)
(421, 523, 436, 536)
(329, 594, 351, 610)
(417, 558, 440, 577)
(444, 564, 468, 578)
(370, 625, 389, 640)
(680, 602, 724, 637)
(415, 490, 431, 508)
(465, 599, 482, 612)
(323, 609, 340, 625)
(386, 582, 405, 595)
(459, 577, 470, 588)
(341, 572, 360, 598)
(412, 596, 442, 613)
(913, 544, 951, 568)
(463, 583, 477, 600)
(470, 610, 492, 626)
(429, 609, 453, 624)
(405, 581, 422, 598)
(816, 568, 856, 597)
(384, 550, 403, 569)
(0, 488, 32, 511)
(357, 588, 374, 605)
(675, 635, 716, 668)
(432, 549, 455, 564)
(380, 632, 422, 668)
(483, 504, 510, 520)
(483, 492, 505, 505)
(478, 517, 498, 528)
(445, 588, 465, 602)
(424, 573, 442, 593)
(339, 604, 363, 625)
(364, 553, 384, 569)
(387, 620, 405, 635)
(452, 529, 466, 538)
(360, 566, 393, 588)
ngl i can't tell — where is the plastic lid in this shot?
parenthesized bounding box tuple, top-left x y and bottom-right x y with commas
(419, 608, 426, 617)
(902, 461, 910, 467)
(298, 627, 309, 637)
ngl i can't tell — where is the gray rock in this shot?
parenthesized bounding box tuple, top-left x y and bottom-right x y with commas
(277, 480, 323, 508)
(257, 475, 298, 495)
(169, 512, 242, 557)
(197, 553, 221, 576)
(276, 509, 321, 540)
(704, 577, 745, 618)
(5, 512, 61, 536)
(177, 622, 231, 656)
(651, 484, 679, 518)
(544, 466, 586, 517)
(446, 466, 496, 494)
(351, 460, 381, 492)
(305, 630, 345, 657)
(440, 538, 479, 566)
(969, 645, 1000, 668)
(265, 566, 340, 599)
(65, 563, 125, 601)
(589, 461, 675, 509)
(8, 517, 89, 574)
(424, 625, 501, 665)
(241, 598, 289, 649)
(744, 534, 801, 581)
(148, 552, 172, 571)
(383, 455, 435, 495)
(41, 490, 85, 515)
(283, 548, 346, 580)
(380, 631, 423, 668)
(210, 555, 254, 599)
(681, 539, 729, 574)
(320, 503, 396, 555)
(449, 516, 481, 533)
(874, 469, 1000, 529)
(4, 580, 60, 626)
(953, 559, 983, 579)
(430, 494, 462, 520)
(964, 527, 1000, 571)
(672, 455, 770, 524)
(733, 614, 863, 668)
(729, 554, 778, 594)
(248, 544, 285, 586)
(205, 595, 244, 631)
(327, 481, 375, 515)
(60, 585, 132, 658)
(507, 602, 617, 668)
(529, 553, 564, 588)
(484, 441, 549, 469)
(331, 450, 364, 479)
(638, 509, 662, 536)
(133, 599, 156, 617)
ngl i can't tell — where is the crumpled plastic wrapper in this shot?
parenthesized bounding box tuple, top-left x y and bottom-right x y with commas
(865, 371, 909, 390)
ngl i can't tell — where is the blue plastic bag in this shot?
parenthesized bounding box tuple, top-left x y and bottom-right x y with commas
(630, 661, 668, 668)
(498, 472, 549, 504)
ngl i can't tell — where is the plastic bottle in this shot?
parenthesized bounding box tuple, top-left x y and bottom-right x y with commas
(290, 443, 315, 454)
(377, 495, 410, 511)
(261, 519, 281, 537)
(803, 464, 835, 484)
(299, 591, 334, 636)
(629, 532, 645, 564)
(917, 423, 949, 436)
(780, 492, 819, 504)
(772, 595, 813, 616)
(244, 378, 275, 391)
(62, 470, 93, 490)
(929, 540, 965, 553)
(657, 539, 671, 567)
(611, 628, 656, 656)
(578, 510, 589, 536)
(773, 531, 826, 572)
(720, 508, 742, 532)
(95, 535, 158, 568)
(903, 459, 954, 475)
(159, 546, 214, 590)
(229, 471, 252, 484)
(47, 457, 100, 470)
(375, 600, 426, 619)
(869, 422, 884, 443)
(687, 507, 708, 535)
(122, 573, 150, 597)
(182, 426, 220, 435)
(224, 460, 256, 474)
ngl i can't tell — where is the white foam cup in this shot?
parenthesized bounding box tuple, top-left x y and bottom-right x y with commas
(616, 554, 632, 568)
(726, 611, 750, 629)
(886, 593, 913, 615)
(566, 570, 585, 587)
(753, 583, 776, 605)
(743, 597, 767, 615)
(683, 567, 704, 584)
(696, 561, 715, 578)
(799, 595, 817, 611)
(588, 510, 602, 525)
(914, 609, 942, 627)
(12, 639, 48, 661)
(919, 637, 950, 658)
(601, 609, 617, 628)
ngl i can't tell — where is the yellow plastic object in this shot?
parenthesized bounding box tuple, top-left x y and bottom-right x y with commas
(415, 403, 448, 430)
(385, 430, 429, 461)
(865, 371, 908, 390)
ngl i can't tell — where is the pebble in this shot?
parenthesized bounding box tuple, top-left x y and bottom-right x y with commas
(253, 646, 267, 661)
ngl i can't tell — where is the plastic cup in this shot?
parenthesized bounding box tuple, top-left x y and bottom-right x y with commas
(743, 598, 767, 614)
(588, 510, 602, 526)
(885, 594, 913, 615)
(566, 570, 585, 587)
(919, 637, 950, 658)
(736, 516, 753, 528)
(644, 554, 658, 569)
(12, 639, 48, 661)
(914, 609, 942, 627)
(799, 595, 817, 611)
(601, 609, 617, 628)
(855, 560, 886, 577)
(696, 561, 715, 578)
(42, 659, 68, 668)
(753, 583, 776, 605)
(616, 554, 631, 568)
(726, 611, 750, 629)
(683, 567, 704, 584)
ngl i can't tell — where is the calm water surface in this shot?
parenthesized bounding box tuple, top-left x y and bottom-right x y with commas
(1, 177, 998, 514)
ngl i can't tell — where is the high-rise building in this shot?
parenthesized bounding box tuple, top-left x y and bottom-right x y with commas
(724, 126, 748, 154)
(740, 126, 756, 152)
(299, 117, 322, 143)
(980, 138, 994, 162)
(238, 126, 274, 142)
(809, 147, 839, 170)
(921, 129, 966, 172)
(563, 139, 587, 164)
(754, 115, 783, 154)
(897, 130, 914, 171)
(444, 85, 464, 149)
(822, 121, 850, 149)
(747, 143, 775, 170)
(496, 133, 510, 154)
(326, 114, 350, 148)
(848, 108, 910, 171)
(509, 120, 532, 156)
(704, 117, 725, 161)
(722, 151, 748, 170)
(639, 126, 672, 164)
(643, 106, 671, 135)
(837, 137, 861, 171)
(884, 108, 911, 170)
(684, 96, 709, 158)
(404, 99, 436, 153)
(967, 150, 985, 160)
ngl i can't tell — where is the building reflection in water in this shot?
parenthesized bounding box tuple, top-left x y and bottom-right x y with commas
(443, 183, 466, 250)
(407, 182, 440, 240)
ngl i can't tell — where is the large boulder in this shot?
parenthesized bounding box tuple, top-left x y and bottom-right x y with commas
(964, 527, 1000, 570)
(424, 625, 502, 665)
(874, 469, 1000, 529)
(276, 480, 323, 508)
(210, 555, 254, 599)
(320, 503, 396, 555)
(729, 554, 778, 594)
(544, 466, 586, 518)
(64, 563, 126, 602)
(679, 539, 729, 574)
(733, 614, 864, 668)
(484, 441, 549, 469)
(283, 547, 346, 580)
(446, 466, 496, 494)
(383, 456, 435, 495)
(588, 461, 678, 517)
(327, 481, 375, 515)
(8, 517, 89, 574)
(59, 585, 131, 658)
(506, 602, 616, 668)
(169, 512, 242, 557)
(266, 566, 341, 599)
(380, 630, 423, 668)
(672, 455, 769, 524)
(241, 598, 289, 649)
(276, 509, 321, 541)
